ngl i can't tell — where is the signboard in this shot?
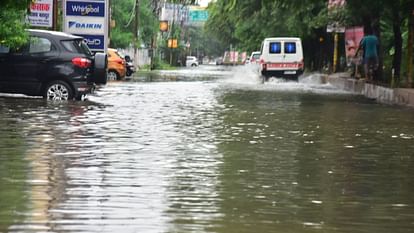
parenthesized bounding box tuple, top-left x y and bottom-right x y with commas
(63, 0, 108, 52)
(168, 39, 178, 48)
(160, 21, 169, 32)
(28, 0, 54, 28)
(189, 10, 208, 21)
(345, 26, 364, 64)
(160, 3, 189, 23)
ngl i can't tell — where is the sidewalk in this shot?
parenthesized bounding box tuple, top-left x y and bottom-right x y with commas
(325, 72, 414, 108)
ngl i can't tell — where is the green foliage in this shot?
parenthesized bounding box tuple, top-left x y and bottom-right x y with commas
(110, 0, 158, 48)
(0, 0, 31, 48)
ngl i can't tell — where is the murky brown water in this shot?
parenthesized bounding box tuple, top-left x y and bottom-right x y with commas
(1, 65, 414, 233)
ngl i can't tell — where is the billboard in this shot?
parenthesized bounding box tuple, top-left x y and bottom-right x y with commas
(345, 27, 364, 65)
(63, 0, 108, 52)
(28, 0, 54, 28)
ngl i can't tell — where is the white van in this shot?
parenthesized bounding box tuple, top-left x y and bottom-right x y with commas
(259, 37, 304, 81)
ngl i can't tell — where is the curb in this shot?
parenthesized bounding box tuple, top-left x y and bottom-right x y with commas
(325, 73, 414, 108)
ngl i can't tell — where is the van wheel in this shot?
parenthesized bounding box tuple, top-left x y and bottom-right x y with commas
(261, 75, 268, 84)
(44, 80, 73, 101)
(191, 63, 197, 67)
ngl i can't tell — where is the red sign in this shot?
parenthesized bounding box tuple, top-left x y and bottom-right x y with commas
(345, 26, 364, 64)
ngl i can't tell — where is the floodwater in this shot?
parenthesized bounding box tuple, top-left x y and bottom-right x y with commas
(0, 65, 413, 233)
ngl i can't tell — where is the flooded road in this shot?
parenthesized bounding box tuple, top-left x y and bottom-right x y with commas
(1, 65, 414, 233)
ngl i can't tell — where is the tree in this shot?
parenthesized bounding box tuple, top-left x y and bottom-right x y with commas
(0, 0, 32, 48)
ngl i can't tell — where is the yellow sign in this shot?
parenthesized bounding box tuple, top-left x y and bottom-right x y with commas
(168, 39, 178, 48)
(160, 21, 168, 32)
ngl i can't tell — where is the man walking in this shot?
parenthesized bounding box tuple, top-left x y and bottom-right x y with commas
(357, 27, 379, 81)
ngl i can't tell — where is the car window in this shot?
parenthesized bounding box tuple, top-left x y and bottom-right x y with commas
(114, 51, 123, 59)
(0, 45, 10, 54)
(61, 39, 92, 56)
(29, 37, 52, 53)
(284, 42, 296, 54)
(269, 42, 281, 54)
(253, 54, 260, 59)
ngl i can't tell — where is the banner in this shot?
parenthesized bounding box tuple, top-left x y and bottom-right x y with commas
(63, 0, 109, 52)
(28, 0, 54, 28)
(345, 27, 364, 65)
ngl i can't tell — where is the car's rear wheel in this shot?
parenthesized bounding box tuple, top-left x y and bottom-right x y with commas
(191, 63, 197, 67)
(44, 80, 73, 101)
(107, 70, 119, 81)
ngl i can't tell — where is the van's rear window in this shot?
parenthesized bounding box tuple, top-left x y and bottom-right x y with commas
(269, 42, 281, 54)
(284, 42, 296, 54)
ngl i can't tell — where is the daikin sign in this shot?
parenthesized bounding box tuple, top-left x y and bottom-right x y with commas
(63, 0, 108, 52)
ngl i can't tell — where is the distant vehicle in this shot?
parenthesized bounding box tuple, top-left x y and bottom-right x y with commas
(222, 51, 247, 65)
(107, 48, 126, 80)
(124, 55, 135, 77)
(186, 56, 199, 67)
(0, 29, 107, 100)
(249, 51, 261, 64)
(259, 37, 304, 82)
(215, 57, 223, 65)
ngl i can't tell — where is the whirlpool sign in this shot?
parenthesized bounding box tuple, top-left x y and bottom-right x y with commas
(63, 0, 108, 52)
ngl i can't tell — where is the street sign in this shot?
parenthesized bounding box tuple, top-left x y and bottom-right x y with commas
(63, 0, 109, 52)
(168, 39, 178, 48)
(28, 0, 54, 28)
(189, 10, 208, 22)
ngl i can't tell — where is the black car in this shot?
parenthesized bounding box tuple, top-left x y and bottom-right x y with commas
(0, 29, 107, 100)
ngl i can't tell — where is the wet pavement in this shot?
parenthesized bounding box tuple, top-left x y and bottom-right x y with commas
(0, 65, 414, 233)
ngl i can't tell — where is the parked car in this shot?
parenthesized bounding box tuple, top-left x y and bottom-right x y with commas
(108, 48, 126, 80)
(249, 51, 261, 64)
(0, 29, 107, 100)
(124, 55, 135, 77)
(259, 37, 304, 82)
(107, 48, 126, 80)
(186, 56, 199, 67)
(215, 57, 223, 65)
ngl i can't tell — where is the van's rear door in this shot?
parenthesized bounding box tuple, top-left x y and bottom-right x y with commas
(282, 39, 302, 70)
(266, 41, 284, 66)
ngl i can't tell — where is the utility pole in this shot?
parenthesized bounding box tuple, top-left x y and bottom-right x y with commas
(150, 0, 160, 70)
(133, 0, 140, 68)
(52, 0, 58, 31)
(333, 32, 338, 73)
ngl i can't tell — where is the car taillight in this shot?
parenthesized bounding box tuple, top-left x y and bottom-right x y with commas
(260, 59, 264, 64)
(72, 57, 92, 68)
(116, 58, 124, 65)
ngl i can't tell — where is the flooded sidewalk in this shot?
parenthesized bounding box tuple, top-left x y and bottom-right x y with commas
(326, 72, 414, 108)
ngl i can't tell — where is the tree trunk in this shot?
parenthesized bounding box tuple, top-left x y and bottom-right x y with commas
(407, 9, 414, 87)
(372, 16, 383, 83)
(392, 7, 403, 86)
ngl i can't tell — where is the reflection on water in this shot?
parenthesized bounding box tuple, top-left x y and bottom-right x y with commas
(0, 65, 413, 233)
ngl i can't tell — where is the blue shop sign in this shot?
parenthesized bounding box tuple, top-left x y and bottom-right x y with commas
(66, 1, 105, 17)
(79, 34, 105, 50)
